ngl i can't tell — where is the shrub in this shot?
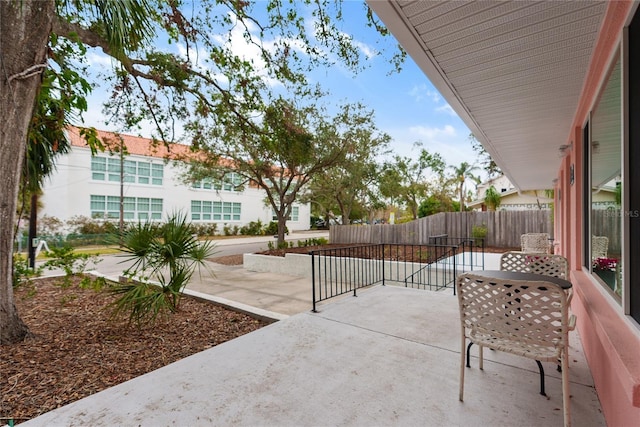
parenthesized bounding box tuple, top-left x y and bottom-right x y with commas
(223, 224, 240, 236)
(12, 253, 42, 288)
(67, 215, 119, 235)
(471, 224, 488, 244)
(110, 212, 217, 325)
(265, 221, 288, 236)
(191, 223, 218, 236)
(240, 220, 265, 236)
(38, 215, 64, 236)
(296, 237, 328, 247)
(42, 245, 102, 288)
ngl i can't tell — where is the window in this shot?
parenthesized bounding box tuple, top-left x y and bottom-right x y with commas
(90, 155, 163, 186)
(90, 195, 106, 218)
(107, 159, 120, 182)
(586, 52, 622, 300)
(106, 196, 120, 218)
(138, 162, 150, 184)
(122, 197, 136, 219)
(191, 200, 201, 221)
(91, 157, 106, 180)
(191, 200, 241, 221)
(90, 195, 163, 221)
(192, 172, 242, 192)
(150, 198, 163, 219)
(123, 160, 136, 183)
(151, 163, 163, 185)
(137, 198, 150, 220)
(628, 11, 640, 322)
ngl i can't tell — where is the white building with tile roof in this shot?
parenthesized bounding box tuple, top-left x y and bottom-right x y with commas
(40, 127, 310, 231)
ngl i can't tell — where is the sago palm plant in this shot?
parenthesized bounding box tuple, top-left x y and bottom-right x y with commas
(110, 212, 216, 325)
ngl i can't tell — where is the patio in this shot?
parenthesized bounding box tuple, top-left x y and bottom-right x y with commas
(22, 284, 604, 426)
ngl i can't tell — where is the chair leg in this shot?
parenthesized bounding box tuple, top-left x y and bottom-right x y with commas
(466, 342, 473, 368)
(460, 335, 466, 401)
(535, 360, 546, 396)
(561, 350, 571, 427)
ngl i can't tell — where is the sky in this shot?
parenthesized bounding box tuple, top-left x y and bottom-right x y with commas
(74, 1, 477, 173)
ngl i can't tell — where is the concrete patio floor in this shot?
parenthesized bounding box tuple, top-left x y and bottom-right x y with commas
(21, 284, 604, 426)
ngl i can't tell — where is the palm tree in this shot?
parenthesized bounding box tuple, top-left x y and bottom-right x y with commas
(452, 162, 480, 211)
(484, 185, 501, 211)
(110, 212, 217, 325)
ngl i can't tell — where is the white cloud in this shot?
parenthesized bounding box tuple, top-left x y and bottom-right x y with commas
(408, 124, 457, 139)
(382, 123, 476, 169)
(85, 51, 114, 68)
(436, 103, 457, 116)
(409, 84, 441, 103)
(351, 37, 377, 59)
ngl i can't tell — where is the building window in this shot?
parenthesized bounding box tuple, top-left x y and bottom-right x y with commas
(90, 195, 106, 218)
(151, 163, 163, 186)
(123, 160, 136, 183)
(91, 195, 163, 220)
(91, 157, 106, 180)
(138, 162, 150, 184)
(628, 10, 640, 322)
(586, 51, 622, 301)
(90, 155, 163, 186)
(192, 200, 241, 221)
(191, 172, 243, 192)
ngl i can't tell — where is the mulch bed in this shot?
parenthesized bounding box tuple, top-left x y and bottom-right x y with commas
(1, 276, 268, 424)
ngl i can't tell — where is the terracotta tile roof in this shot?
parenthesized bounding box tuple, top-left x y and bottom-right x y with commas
(66, 126, 287, 189)
(65, 126, 193, 160)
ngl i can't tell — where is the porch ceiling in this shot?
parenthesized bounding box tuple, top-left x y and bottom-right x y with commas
(368, 0, 608, 190)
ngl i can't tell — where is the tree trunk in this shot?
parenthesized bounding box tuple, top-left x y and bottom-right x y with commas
(0, 0, 54, 344)
(277, 215, 287, 246)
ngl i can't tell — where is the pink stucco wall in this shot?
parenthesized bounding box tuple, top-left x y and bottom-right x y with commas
(557, 2, 640, 425)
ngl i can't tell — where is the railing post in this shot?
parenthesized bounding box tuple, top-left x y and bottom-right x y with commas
(311, 251, 317, 312)
(381, 244, 385, 286)
(453, 250, 457, 296)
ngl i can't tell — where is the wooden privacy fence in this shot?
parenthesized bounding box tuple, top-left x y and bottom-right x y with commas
(330, 211, 553, 248)
(591, 209, 622, 255)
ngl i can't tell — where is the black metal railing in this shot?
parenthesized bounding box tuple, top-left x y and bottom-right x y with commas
(427, 236, 485, 271)
(310, 241, 485, 312)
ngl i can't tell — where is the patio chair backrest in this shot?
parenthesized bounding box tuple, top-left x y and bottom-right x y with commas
(592, 235, 609, 259)
(521, 233, 551, 253)
(500, 251, 569, 280)
(457, 273, 571, 362)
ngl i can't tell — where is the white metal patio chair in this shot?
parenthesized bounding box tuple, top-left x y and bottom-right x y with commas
(457, 273, 576, 427)
(499, 251, 573, 373)
(521, 232, 552, 254)
(591, 235, 609, 259)
(500, 251, 569, 280)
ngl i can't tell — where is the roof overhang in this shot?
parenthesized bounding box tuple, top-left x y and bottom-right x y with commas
(368, 0, 608, 190)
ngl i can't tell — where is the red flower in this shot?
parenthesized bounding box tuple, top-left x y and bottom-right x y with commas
(593, 257, 617, 271)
